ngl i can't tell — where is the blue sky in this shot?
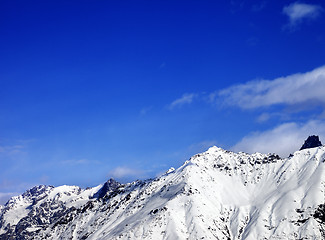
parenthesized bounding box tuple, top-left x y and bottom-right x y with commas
(1, 0, 325, 204)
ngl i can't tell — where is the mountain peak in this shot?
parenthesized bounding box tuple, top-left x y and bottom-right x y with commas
(92, 178, 121, 199)
(1, 145, 325, 239)
(300, 135, 322, 150)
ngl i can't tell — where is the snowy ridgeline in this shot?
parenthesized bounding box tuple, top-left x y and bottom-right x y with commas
(0, 145, 325, 239)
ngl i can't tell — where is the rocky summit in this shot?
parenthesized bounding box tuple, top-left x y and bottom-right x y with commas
(0, 142, 325, 239)
(300, 135, 322, 150)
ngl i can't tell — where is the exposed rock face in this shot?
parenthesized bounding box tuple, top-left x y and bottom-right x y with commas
(0, 184, 103, 240)
(92, 178, 120, 199)
(300, 135, 322, 150)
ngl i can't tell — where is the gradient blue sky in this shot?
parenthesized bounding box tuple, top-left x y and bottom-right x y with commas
(1, 0, 325, 204)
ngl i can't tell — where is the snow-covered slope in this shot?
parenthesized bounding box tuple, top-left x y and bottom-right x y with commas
(0, 146, 324, 239)
(0, 184, 103, 239)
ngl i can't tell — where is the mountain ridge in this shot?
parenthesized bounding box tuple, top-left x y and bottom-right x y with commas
(1, 144, 325, 239)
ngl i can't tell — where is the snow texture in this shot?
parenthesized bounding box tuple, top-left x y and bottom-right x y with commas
(0, 145, 325, 239)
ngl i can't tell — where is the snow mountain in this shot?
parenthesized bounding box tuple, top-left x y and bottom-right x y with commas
(1, 142, 325, 239)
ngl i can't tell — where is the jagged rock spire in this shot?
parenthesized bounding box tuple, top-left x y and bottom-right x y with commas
(93, 178, 120, 199)
(300, 135, 322, 150)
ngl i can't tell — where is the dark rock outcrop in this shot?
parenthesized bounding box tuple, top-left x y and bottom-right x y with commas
(93, 178, 120, 199)
(300, 135, 322, 150)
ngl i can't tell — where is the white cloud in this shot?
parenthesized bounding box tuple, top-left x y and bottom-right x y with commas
(168, 93, 196, 110)
(231, 120, 325, 157)
(218, 65, 325, 109)
(109, 167, 147, 179)
(283, 2, 323, 28)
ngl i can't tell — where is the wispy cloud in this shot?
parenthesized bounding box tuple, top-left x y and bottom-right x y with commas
(283, 2, 323, 29)
(217, 65, 325, 110)
(159, 62, 166, 69)
(0, 145, 25, 156)
(256, 113, 271, 123)
(188, 140, 218, 153)
(0, 179, 39, 205)
(108, 167, 148, 179)
(230, 0, 245, 13)
(140, 106, 152, 116)
(0, 139, 34, 160)
(168, 93, 197, 110)
(60, 159, 101, 166)
(0, 192, 19, 205)
(232, 120, 325, 157)
(251, 1, 267, 12)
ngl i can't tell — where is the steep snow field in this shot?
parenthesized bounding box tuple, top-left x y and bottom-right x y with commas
(1, 146, 324, 239)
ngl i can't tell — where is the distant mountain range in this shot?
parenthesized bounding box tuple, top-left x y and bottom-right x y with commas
(1, 137, 324, 239)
